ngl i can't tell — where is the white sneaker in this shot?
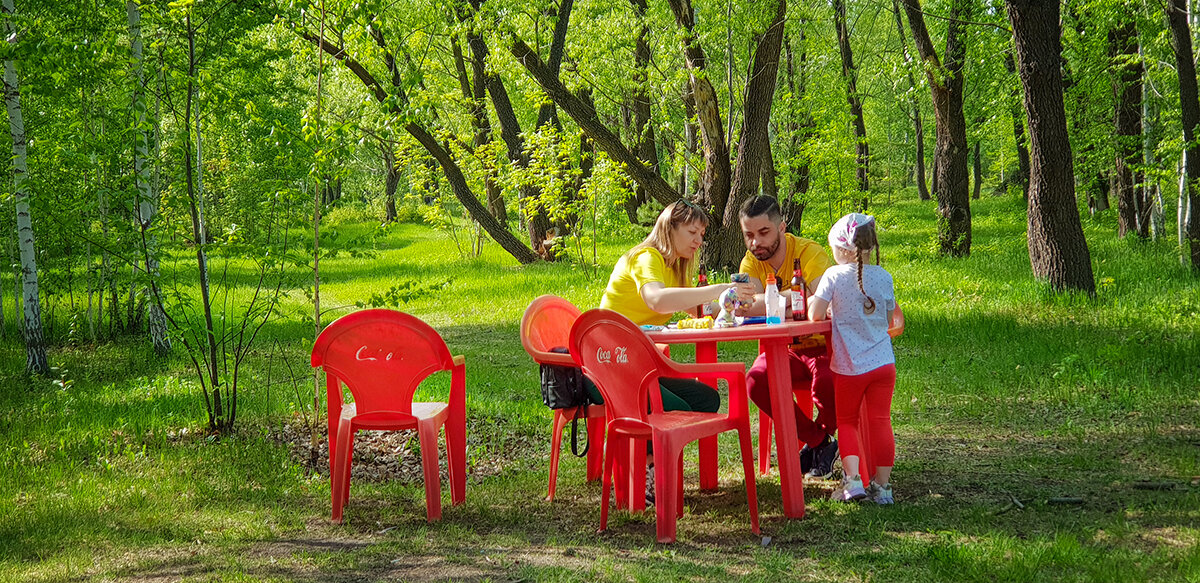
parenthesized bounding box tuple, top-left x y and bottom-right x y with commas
(869, 480, 893, 505)
(836, 474, 867, 501)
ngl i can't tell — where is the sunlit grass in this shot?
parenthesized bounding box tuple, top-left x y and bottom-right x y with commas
(0, 193, 1197, 581)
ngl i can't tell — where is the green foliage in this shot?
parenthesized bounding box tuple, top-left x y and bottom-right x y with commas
(2, 196, 1199, 582)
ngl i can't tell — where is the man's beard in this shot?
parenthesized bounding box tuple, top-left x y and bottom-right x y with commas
(752, 237, 780, 261)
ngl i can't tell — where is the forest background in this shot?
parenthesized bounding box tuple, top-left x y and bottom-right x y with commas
(0, 0, 1197, 580)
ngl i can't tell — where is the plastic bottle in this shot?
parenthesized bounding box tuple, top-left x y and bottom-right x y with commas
(695, 269, 710, 318)
(790, 258, 808, 321)
(765, 272, 782, 325)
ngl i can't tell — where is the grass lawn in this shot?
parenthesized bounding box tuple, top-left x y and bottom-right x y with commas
(1, 194, 1197, 582)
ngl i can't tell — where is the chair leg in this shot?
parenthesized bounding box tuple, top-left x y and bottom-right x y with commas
(418, 421, 443, 522)
(599, 434, 619, 533)
(630, 441, 647, 513)
(446, 414, 467, 507)
(586, 415, 604, 482)
(331, 421, 354, 523)
(675, 451, 685, 519)
(612, 435, 629, 510)
(653, 435, 680, 544)
(758, 410, 772, 476)
(737, 424, 761, 536)
(548, 409, 570, 501)
(699, 435, 718, 491)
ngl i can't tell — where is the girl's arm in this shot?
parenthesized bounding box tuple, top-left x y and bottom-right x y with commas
(639, 281, 752, 315)
(808, 296, 830, 321)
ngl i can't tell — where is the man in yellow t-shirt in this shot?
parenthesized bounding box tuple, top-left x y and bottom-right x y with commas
(737, 196, 839, 478)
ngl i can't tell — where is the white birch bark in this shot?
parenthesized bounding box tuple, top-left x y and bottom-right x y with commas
(128, 0, 169, 354)
(2, 0, 49, 374)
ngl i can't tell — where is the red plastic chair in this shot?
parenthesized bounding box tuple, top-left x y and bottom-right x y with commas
(520, 295, 605, 501)
(569, 309, 759, 544)
(758, 305, 905, 479)
(311, 309, 467, 523)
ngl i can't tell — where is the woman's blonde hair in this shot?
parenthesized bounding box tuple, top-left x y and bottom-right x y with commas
(627, 199, 709, 286)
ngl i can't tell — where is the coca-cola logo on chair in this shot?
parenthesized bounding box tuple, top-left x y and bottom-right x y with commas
(595, 346, 627, 364)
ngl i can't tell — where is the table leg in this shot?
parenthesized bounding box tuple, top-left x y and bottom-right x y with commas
(695, 341, 719, 491)
(764, 338, 806, 519)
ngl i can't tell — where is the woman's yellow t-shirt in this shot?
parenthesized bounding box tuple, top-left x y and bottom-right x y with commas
(599, 247, 686, 326)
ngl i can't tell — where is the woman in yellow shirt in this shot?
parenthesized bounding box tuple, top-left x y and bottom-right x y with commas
(597, 200, 753, 414)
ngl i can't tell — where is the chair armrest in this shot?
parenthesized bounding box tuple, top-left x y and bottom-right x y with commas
(449, 355, 466, 418)
(530, 351, 576, 367)
(660, 361, 751, 418)
(664, 361, 745, 378)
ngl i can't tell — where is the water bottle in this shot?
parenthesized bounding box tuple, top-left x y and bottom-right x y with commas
(765, 273, 782, 325)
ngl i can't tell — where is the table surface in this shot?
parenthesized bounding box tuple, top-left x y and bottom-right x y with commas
(646, 319, 830, 344)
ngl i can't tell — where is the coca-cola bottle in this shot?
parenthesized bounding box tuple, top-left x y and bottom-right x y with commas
(790, 258, 808, 321)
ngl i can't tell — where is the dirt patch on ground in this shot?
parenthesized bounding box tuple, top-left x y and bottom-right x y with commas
(265, 415, 544, 484)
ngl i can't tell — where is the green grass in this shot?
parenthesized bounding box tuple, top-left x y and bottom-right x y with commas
(1, 194, 1197, 582)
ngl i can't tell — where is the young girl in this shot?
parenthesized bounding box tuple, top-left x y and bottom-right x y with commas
(809, 213, 897, 504)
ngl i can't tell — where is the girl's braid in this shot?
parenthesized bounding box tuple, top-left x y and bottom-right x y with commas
(853, 223, 878, 314)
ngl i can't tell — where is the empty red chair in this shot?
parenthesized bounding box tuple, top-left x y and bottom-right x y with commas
(520, 295, 605, 501)
(570, 309, 759, 544)
(311, 309, 466, 523)
(758, 305, 905, 479)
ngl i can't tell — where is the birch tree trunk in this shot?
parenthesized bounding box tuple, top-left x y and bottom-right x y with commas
(2, 0, 49, 374)
(128, 0, 170, 355)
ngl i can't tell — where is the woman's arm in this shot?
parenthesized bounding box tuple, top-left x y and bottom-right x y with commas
(639, 281, 751, 315)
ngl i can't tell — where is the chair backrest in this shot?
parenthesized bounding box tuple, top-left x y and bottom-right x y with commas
(888, 304, 906, 338)
(569, 309, 667, 423)
(311, 309, 455, 414)
(520, 295, 582, 366)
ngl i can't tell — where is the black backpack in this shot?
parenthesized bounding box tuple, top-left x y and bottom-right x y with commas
(539, 347, 591, 456)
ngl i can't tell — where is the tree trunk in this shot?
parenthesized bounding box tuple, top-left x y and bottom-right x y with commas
(1168, 0, 1200, 269)
(1007, 0, 1096, 294)
(1111, 17, 1145, 238)
(782, 33, 813, 202)
(535, 0, 572, 132)
(128, 0, 169, 355)
(510, 39, 678, 205)
(2, 0, 48, 375)
(715, 0, 787, 269)
(972, 138, 982, 199)
(1004, 51, 1031, 197)
(452, 35, 506, 223)
(892, 0, 929, 201)
(902, 0, 971, 255)
(834, 0, 869, 196)
(301, 26, 538, 264)
(382, 143, 399, 222)
(182, 14, 223, 427)
(666, 0, 731, 214)
(627, 0, 658, 223)
(467, 28, 554, 258)
(1144, 44, 1165, 239)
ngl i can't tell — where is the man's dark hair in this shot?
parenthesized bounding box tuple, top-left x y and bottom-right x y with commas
(739, 195, 783, 222)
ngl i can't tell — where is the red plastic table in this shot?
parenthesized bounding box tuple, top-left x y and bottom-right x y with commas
(647, 320, 831, 519)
